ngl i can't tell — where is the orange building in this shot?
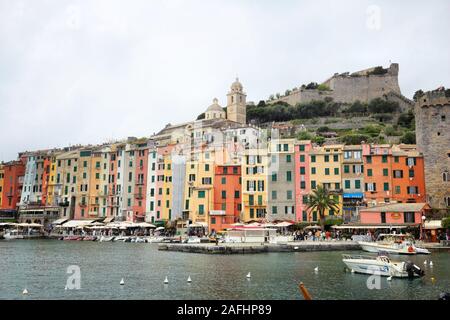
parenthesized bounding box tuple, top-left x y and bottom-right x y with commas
(391, 145, 426, 203)
(363, 144, 426, 206)
(132, 147, 149, 222)
(0, 159, 25, 218)
(210, 165, 242, 232)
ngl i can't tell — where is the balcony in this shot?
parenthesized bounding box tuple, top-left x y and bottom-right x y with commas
(135, 180, 145, 186)
(58, 201, 70, 207)
(79, 202, 87, 207)
(135, 193, 144, 200)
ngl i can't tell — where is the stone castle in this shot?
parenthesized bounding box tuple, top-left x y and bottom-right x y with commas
(415, 88, 450, 210)
(268, 63, 414, 112)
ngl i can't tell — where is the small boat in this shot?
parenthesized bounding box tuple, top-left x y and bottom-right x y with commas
(82, 236, 97, 241)
(113, 236, 130, 242)
(359, 234, 418, 255)
(64, 235, 83, 241)
(414, 246, 431, 255)
(342, 254, 425, 278)
(99, 236, 115, 242)
(3, 230, 25, 240)
(135, 237, 147, 243)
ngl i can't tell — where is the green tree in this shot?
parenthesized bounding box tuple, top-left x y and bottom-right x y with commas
(442, 217, 450, 229)
(313, 136, 325, 145)
(340, 134, 370, 145)
(306, 185, 340, 231)
(397, 111, 415, 129)
(368, 98, 399, 114)
(317, 84, 330, 91)
(400, 131, 416, 144)
(346, 100, 367, 114)
(297, 131, 313, 140)
(316, 126, 330, 133)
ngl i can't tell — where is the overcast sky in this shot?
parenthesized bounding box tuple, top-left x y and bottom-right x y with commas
(1, 0, 449, 162)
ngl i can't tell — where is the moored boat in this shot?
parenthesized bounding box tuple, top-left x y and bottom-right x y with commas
(342, 254, 425, 278)
(359, 234, 420, 255)
(99, 235, 115, 242)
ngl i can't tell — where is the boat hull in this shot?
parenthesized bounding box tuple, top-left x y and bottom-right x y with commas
(358, 242, 416, 255)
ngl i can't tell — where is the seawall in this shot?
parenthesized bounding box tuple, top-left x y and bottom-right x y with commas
(158, 241, 362, 254)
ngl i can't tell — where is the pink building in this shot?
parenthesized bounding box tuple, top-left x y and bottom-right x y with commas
(295, 140, 312, 222)
(132, 147, 149, 222)
(359, 203, 430, 227)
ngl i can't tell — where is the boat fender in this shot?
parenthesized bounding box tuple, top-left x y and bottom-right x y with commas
(408, 246, 414, 253)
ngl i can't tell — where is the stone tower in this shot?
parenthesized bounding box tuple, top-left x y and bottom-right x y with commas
(415, 88, 450, 209)
(226, 78, 247, 124)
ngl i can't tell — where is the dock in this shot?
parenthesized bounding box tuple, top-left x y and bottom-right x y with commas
(158, 241, 362, 254)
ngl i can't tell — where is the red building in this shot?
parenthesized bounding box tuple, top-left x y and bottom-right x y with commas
(210, 165, 242, 232)
(133, 147, 149, 222)
(0, 159, 26, 219)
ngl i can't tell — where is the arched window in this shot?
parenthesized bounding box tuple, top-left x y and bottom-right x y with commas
(231, 96, 234, 103)
(443, 171, 449, 182)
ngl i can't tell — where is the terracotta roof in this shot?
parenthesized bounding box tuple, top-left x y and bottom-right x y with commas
(360, 203, 430, 213)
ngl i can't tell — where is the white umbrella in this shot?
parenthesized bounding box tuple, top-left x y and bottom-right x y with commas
(137, 222, 156, 228)
(155, 227, 165, 231)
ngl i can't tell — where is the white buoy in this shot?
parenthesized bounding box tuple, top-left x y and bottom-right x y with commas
(351, 269, 355, 273)
(22, 288, 28, 295)
(64, 286, 68, 290)
(187, 276, 192, 283)
(120, 278, 125, 285)
(424, 260, 427, 265)
(246, 272, 251, 279)
(429, 261, 433, 267)
(387, 276, 393, 281)
(164, 276, 169, 284)
(314, 266, 319, 273)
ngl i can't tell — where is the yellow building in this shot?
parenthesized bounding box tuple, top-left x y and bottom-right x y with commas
(241, 148, 268, 222)
(183, 152, 215, 226)
(308, 145, 344, 221)
(46, 155, 59, 206)
(161, 151, 173, 221)
(88, 148, 107, 219)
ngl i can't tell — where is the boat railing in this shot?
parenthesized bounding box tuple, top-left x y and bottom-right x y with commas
(342, 254, 379, 260)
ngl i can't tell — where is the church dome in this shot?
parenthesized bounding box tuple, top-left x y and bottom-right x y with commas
(231, 78, 243, 91)
(206, 98, 223, 112)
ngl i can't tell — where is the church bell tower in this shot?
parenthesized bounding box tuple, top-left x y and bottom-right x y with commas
(226, 78, 247, 124)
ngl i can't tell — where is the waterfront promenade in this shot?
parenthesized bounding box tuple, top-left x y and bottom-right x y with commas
(158, 240, 362, 254)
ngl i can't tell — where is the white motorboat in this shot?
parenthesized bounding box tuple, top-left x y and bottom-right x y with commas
(3, 230, 25, 240)
(113, 236, 130, 242)
(415, 247, 431, 255)
(359, 234, 418, 255)
(99, 236, 115, 242)
(342, 254, 425, 278)
(3, 229, 44, 240)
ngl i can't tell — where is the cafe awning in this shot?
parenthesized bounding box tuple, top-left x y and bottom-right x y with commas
(424, 220, 442, 230)
(52, 218, 69, 225)
(343, 193, 364, 199)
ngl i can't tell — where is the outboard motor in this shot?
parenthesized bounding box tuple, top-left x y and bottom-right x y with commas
(405, 261, 425, 279)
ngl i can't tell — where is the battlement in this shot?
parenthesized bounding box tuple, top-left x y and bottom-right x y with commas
(417, 88, 450, 108)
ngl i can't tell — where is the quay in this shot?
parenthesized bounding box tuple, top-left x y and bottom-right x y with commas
(158, 241, 362, 254)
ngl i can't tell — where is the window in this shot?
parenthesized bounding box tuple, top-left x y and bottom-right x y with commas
(383, 183, 389, 191)
(299, 145, 305, 152)
(382, 155, 388, 163)
(443, 172, 450, 182)
(324, 155, 329, 162)
(272, 191, 277, 200)
(283, 144, 289, 151)
(355, 180, 361, 189)
(249, 195, 254, 205)
(407, 186, 419, 195)
(367, 169, 373, 177)
(221, 177, 226, 184)
(333, 155, 339, 162)
(344, 165, 350, 174)
(302, 211, 307, 221)
(404, 212, 415, 223)
(198, 205, 204, 215)
(211, 217, 216, 225)
(300, 155, 305, 162)
(300, 181, 306, 189)
(366, 156, 372, 164)
(383, 168, 389, 177)
(395, 186, 401, 194)
(221, 191, 226, 199)
(394, 156, 399, 163)
(311, 155, 316, 163)
(334, 168, 339, 175)
(286, 155, 292, 163)
(287, 190, 292, 200)
(272, 206, 278, 214)
(325, 168, 330, 175)
(394, 170, 403, 178)
(345, 180, 351, 189)
(311, 181, 316, 189)
(300, 167, 306, 175)
(272, 173, 277, 182)
(205, 164, 210, 171)
(286, 171, 292, 181)
(234, 190, 240, 198)
(198, 191, 205, 198)
(311, 167, 316, 174)
(409, 169, 415, 178)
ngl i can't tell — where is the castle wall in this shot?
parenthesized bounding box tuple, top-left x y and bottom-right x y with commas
(415, 92, 450, 209)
